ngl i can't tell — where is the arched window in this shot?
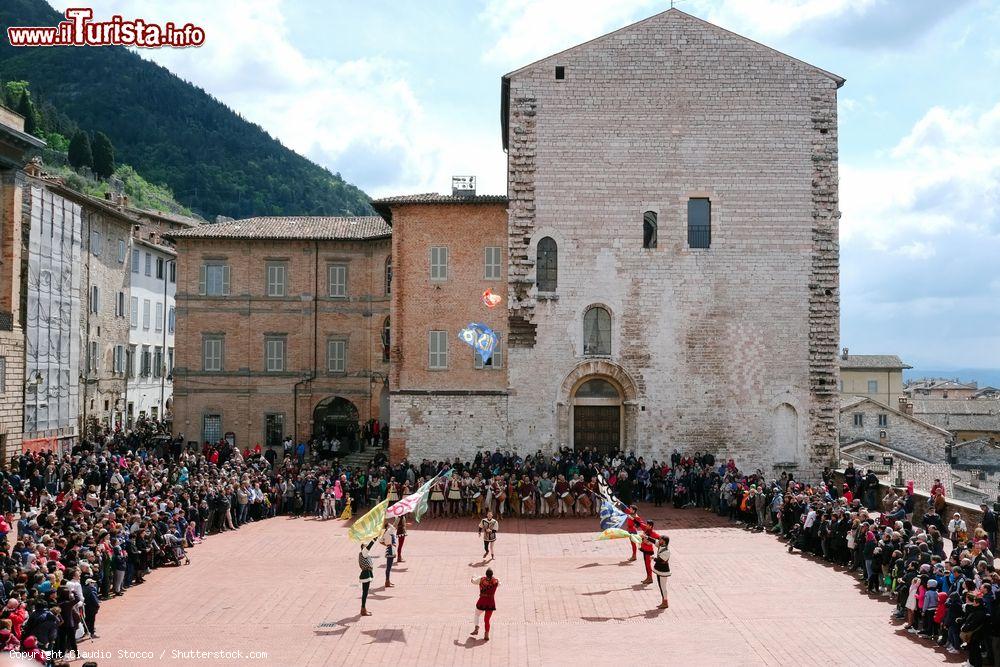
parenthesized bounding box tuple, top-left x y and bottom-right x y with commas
(643, 211, 657, 249)
(583, 306, 611, 356)
(384, 256, 392, 295)
(536, 237, 557, 292)
(381, 317, 390, 362)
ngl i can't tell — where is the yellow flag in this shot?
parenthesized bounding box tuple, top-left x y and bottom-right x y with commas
(348, 499, 388, 543)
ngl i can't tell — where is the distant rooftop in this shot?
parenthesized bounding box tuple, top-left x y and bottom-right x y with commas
(370, 193, 507, 224)
(838, 354, 912, 370)
(165, 216, 390, 241)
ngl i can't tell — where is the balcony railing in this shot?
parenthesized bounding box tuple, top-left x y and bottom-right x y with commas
(688, 225, 711, 249)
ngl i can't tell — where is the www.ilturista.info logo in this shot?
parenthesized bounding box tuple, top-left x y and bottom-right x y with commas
(6, 8, 205, 48)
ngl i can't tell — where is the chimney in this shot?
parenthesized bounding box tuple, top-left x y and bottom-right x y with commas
(452, 175, 476, 198)
(841, 347, 849, 360)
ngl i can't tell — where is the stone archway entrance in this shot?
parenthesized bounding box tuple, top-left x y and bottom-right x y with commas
(572, 378, 623, 456)
(313, 396, 359, 444)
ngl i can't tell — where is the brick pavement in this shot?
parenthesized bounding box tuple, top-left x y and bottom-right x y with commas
(84, 506, 956, 666)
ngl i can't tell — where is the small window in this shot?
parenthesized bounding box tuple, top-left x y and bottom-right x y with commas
(89, 341, 99, 372)
(156, 257, 164, 279)
(867, 379, 878, 394)
(168, 307, 175, 334)
(265, 336, 286, 372)
(130, 296, 138, 329)
(474, 337, 503, 369)
(155, 302, 163, 332)
(878, 413, 888, 428)
(430, 247, 448, 281)
(428, 330, 447, 369)
(131, 249, 140, 274)
(327, 338, 346, 373)
(142, 300, 150, 330)
(203, 336, 223, 372)
(140, 345, 151, 376)
(90, 230, 101, 256)
(853, 413, 863, 427)
(153, 346, 163, 378)
(90, 285, 99, 313)
(116, 291, 125, 318)
(127, 345, 136, 377)
(687, 198, 711, 249)
(485, 246, 502, 280)
(169, 262, 176, 283)
(200, 263, 230, 296)
(266, 261, 288, 297)
(385, 256, 392, 295)
(583, 305, 611, 356)
(643, 211, 657, 249)
(118, 239, 126, 263)
(144, 253, 152, 276)
(168, 347, 174, 374)
(536, 237, 557, 291)
(328, 263, 347, 298)
(555, 65, 565, 80)
(382, 317, 390, 362)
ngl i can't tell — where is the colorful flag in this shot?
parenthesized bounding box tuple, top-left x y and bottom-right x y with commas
(596, 527, 641, 544)
(481, 289, 502, 309)
(599, 497, 627, 531)
(348, 498, 388, 543)
(457, 323, 498, 364)
(414, 469, 454, 523)
(387, 472, 440, 519)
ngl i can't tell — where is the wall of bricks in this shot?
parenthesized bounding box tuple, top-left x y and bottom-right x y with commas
(504, 9, 842, 476)
(839, 399, 951, 463)
(172, 236, 389, 450)
(0, 173, 24, 458)
(387, 201, 509, 461)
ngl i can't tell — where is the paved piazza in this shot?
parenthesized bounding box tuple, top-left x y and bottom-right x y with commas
(88, 506, 956, 666)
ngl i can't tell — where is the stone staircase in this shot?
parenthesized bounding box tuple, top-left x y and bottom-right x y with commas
(338, 448, 380, 469)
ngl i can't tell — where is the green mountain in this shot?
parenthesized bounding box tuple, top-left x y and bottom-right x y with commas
(0, 0, 372, 220)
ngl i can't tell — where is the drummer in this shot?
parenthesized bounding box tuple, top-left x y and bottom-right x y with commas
(492, 475, 507, 518)
(571, 474, 588, 517)
(555, 474, 571, 517)
(537, 472, 554, 517)
(520, 475, 536, 518)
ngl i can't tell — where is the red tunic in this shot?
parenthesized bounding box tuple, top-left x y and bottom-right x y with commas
(476, 576, 499, 611)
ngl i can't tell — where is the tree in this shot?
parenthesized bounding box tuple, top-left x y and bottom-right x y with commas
(67, 130, 92, 170)
(16, 91, 38, 135)
(92, 131, 115, 179)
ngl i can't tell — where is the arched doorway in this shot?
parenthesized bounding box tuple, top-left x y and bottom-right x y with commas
(571, 377, 623, 456)
(313, 396, 359, 445)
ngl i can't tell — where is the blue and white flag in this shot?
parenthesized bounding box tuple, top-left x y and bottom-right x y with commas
(458, 322, 498, 364)
(599, 497, 627, 531)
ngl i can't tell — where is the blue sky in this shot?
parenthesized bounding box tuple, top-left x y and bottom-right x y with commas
(71, 1, 1000, 371)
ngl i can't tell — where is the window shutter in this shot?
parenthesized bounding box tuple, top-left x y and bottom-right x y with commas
(222, 265, 231, 295)
(474, 348, 483, 369)
(199, 265, 206, 295)
(492, 343, 502, 369)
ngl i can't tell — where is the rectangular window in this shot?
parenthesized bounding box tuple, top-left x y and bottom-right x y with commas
(155, 302, 163, 332)
(168, 307, 175, 334)
(90, 285, 99, 313)
(867, 379, 878, 394)
(169, 262, 176, 283)
(203, 414, 222, 444)
(853, 413, 863, 427)
(156, 257, 164, 279)
(116, 291, 125, 318)
(555, 65, 565, 80)
(118, 239, 126, 263)
(200, 263, 230, 296)
(153, 346, 163, 378)
(474, 338, 503, 369)
(168, 347, 174, 375)
(131, 249, 140, 274)
(130, 296, 139, 329)
(266, 262, 288, 297)
(203, 336, 223, 372)
(142, 299, 150, 330)
(144, 253, 152, 276)
(428, 330, 447, 369)
(687, 198, 712, 249)
(113, 345, 125, 373)
(90, 230, 101, 256)
(878, 413, 888, 428)
(327, 338, 346, 373)
(265, 336, 286, 372)
(140, 345, 151, 377)
(484, 246, 502, 280)
(430, 247, 448, 281)
(89, 341, 98, 372)
(327, 264, 347, 298)
(127, 345, 136, 378)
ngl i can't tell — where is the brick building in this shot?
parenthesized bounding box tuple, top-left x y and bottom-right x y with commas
(371, 194, 508, 461)
(381, 8, 844, 475)
(167, 217, 391, 451)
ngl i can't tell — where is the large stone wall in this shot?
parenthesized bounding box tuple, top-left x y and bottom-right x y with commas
(504, 9, 842, 476)
(389, 393, 508, 462)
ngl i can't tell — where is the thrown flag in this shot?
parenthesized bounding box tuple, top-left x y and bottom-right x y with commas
(596, 527, 642, 544)
(348, 498, 388, 543)
(458, 323, 498, 364)
(414, 469, 454, 522)
(599, 496, 628, 531)
(481, 288, 502, 309)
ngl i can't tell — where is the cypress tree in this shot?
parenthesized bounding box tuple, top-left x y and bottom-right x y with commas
(92, 131, 115, 179)
(67, 130, 93, 170)
(16, 91, 38, 135)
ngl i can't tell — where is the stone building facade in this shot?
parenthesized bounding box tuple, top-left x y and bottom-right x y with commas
(167, 217, 390, 453)
(371, 195, 509, 461)
(840, 396, 952, 463)
(498, 8, 843, 475)
(839, 350, 911, 409)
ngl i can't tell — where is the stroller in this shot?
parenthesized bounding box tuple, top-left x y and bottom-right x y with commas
(159, 533, 191, 566)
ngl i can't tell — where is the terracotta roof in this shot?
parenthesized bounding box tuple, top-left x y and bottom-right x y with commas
(370, 193, 507, 224)
(165, 216, 391, 241)
(838, 354, 912, 370)
(132, 207, 204, 227)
